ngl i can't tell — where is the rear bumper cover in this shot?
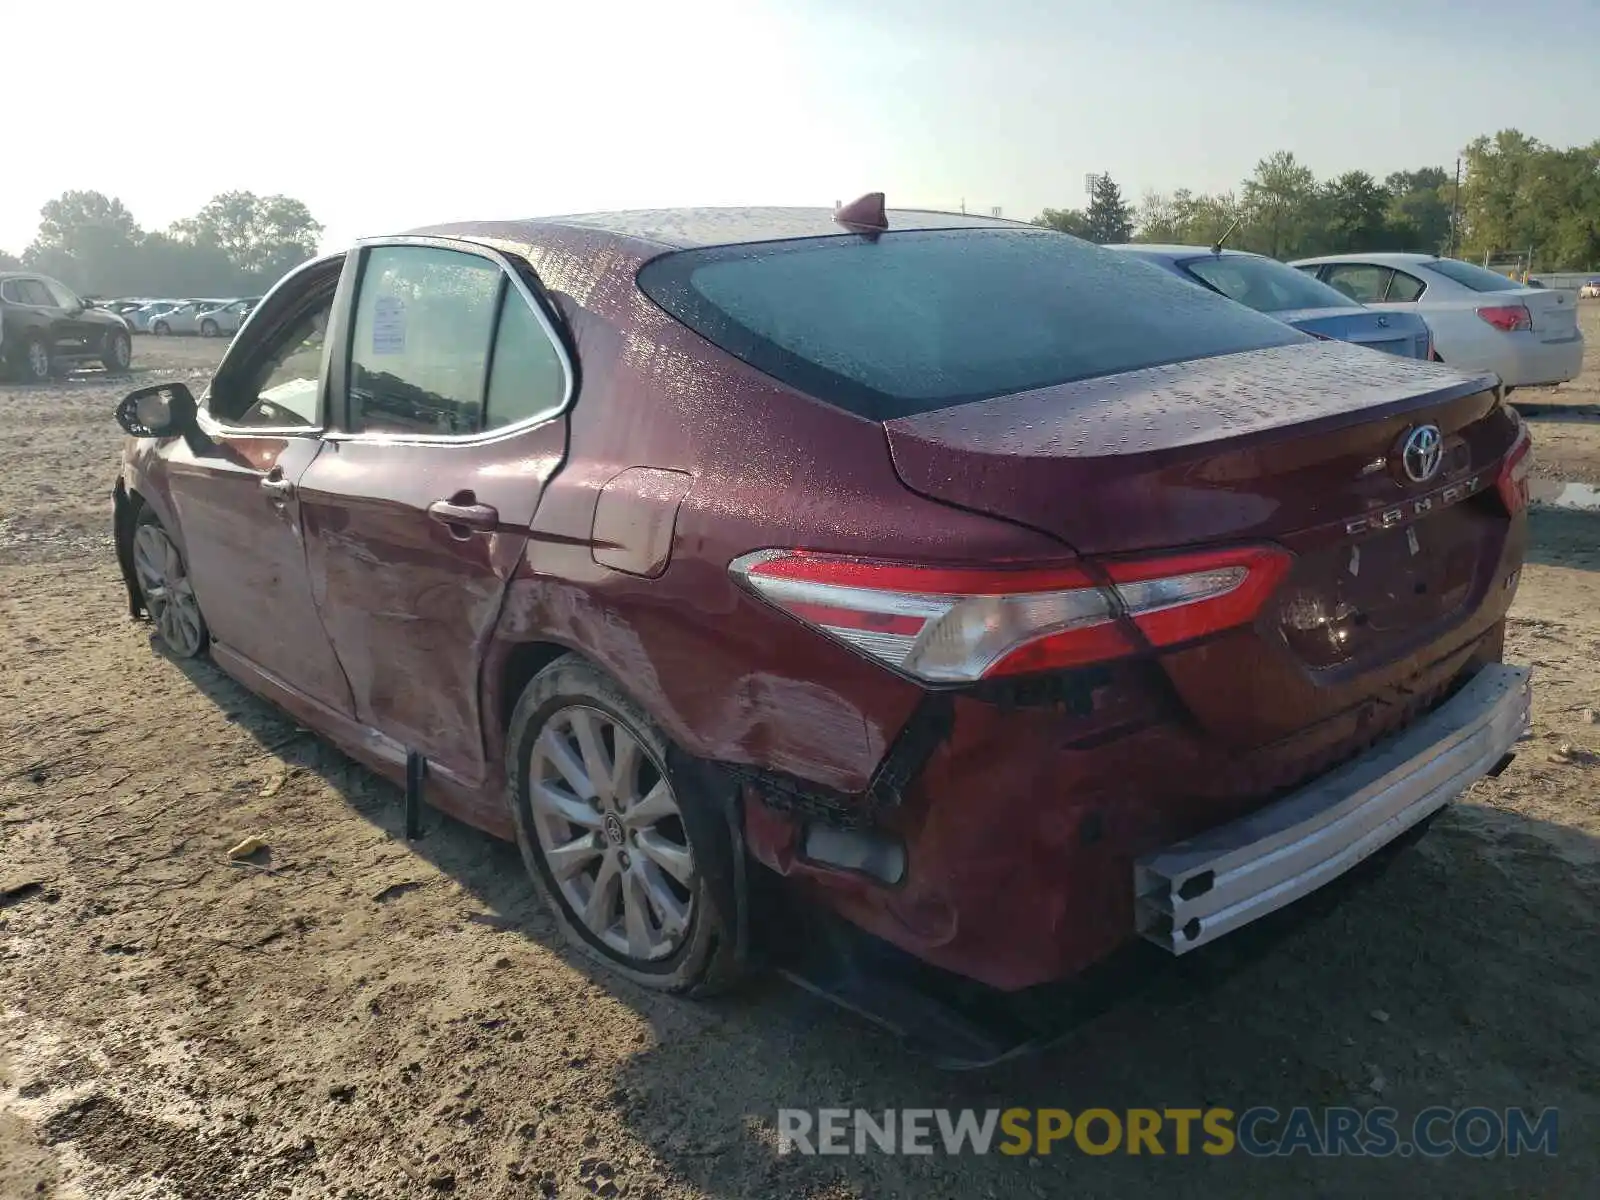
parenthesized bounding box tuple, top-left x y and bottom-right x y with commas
(1134, 662, 1532, 953)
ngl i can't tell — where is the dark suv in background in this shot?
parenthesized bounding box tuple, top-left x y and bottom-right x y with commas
(1, 272, 133, 382)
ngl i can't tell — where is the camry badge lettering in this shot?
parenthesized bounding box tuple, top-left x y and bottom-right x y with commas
(1345, 475, 1481, 536)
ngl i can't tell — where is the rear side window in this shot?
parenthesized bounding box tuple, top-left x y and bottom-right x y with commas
(1386, 271, 1427, 302)
(638, 229, 1305, 420)
(1424, 258, 1525, 293)
(1323, 264, 1392, 305)
(484, 287, 568, 428)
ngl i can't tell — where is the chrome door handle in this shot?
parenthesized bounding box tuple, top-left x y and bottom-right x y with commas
(427, 499, 499, 533)
(260, 476, 294, 498)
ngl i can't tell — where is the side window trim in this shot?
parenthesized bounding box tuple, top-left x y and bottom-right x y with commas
(324, 235, 576, 447)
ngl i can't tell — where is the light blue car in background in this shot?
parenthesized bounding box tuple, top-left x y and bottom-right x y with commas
(1112, 244, 1435, 359)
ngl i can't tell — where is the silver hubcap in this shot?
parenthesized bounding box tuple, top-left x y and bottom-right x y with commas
(528, 705, 695, 962)
(132, 524, 205, 656)
(27, 342, 48, 378)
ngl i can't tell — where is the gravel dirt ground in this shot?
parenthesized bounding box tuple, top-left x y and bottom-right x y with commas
(3, 315, 1599, 1199)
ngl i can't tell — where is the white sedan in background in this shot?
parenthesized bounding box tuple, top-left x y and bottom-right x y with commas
(1292, 252, 1584, 389)
(193, 299, 254, 337)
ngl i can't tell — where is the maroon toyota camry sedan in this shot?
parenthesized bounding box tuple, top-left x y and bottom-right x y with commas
(111, 198, 1534, 1011)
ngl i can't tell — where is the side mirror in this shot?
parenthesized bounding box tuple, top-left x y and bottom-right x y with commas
(116, 383, 211, 455)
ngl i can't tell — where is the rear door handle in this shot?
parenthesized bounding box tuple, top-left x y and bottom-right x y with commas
(427, 499, 499, 533)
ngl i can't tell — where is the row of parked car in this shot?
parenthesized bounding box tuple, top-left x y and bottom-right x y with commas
(100, 296, 262, 337)
(0, 272, 266, 380)
(1113, 244, 1586, 391)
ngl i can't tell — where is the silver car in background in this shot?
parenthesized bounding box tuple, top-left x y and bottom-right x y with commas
(127, 301, 181, 333)
(149, 302, 224, 336)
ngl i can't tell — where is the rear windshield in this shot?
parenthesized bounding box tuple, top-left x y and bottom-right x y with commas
(1424, 258, 1525, 293)
(637, 229, 1306, 420)
(1181, 253, 1357, 314)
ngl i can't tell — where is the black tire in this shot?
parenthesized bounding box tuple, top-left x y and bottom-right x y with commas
(152, 320, 170, 336)
(102, 330, 132, 372)
(131, 507, 210, 659)
(506, 654, 742, 994)
(199, 318, 218, 338)
(14, 336, 52, 383)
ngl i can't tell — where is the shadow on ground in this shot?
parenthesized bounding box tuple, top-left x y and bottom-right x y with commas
(1527, 507, 1600, 571)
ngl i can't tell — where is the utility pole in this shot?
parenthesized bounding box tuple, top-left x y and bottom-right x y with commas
(1448, 156, 1462, 256)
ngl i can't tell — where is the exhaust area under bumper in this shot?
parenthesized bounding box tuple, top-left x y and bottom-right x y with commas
(1135, 662, 1533, 954)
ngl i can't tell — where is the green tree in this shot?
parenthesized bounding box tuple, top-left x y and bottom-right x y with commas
(1384, 168, 1454, 254)
(1034, 207, 1092, 238)
(0, 250, 19, 271)
(1178, 191, 1243, 248)
(1134, 190, 1183, 242)
(1085, 173, 1133, 244)
(1459, 129, 1547, 264)
(21, 190, 144, 294)
(173, 191, 322, 286)
(1241, 151, 1319, 258)
(1320, 171, 1390, 254)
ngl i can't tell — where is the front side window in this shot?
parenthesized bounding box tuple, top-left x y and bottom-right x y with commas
(220, 292, 335, 427)
(1323, 264, 1393, 305)
(347, 246, 501, 436)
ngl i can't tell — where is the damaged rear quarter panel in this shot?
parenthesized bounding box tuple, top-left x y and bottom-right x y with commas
(483, 228, 1069, 794)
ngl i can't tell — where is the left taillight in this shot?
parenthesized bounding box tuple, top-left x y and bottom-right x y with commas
(729, 545, 1293, 684)
(1476, 304, 1532, 333)
(1495, 422, 1533, 514)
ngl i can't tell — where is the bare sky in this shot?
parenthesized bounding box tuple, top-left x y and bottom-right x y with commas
(6, 0, 1596, 255)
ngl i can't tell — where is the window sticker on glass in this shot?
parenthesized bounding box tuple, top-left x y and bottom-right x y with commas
(371, 295, 406, 355)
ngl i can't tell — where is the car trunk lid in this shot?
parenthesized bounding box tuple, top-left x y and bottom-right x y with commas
(885, 339, 1522, 747)
(1518, 286, 1579, 339)
(1278, 306, 1430, 359)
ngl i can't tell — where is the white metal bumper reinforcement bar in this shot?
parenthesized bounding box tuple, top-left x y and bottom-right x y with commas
(1134, 662, 1533, 954)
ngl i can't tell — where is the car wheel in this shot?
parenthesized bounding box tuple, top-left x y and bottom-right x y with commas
(131, 508, 209, 658)
(15, 337, 52, 383)
(102, 330, 132, 372)
(199, 319, 218, 338)
(506, 655, 741, 994)
(152, 321, 170, 336)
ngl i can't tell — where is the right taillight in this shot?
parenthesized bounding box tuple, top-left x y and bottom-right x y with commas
(1476, 304, 1532, 333)
(729, 545, 1293, 684)
(1495, 423, 1533, 514)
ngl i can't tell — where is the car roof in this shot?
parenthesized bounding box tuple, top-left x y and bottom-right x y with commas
(1109, 244, 1267, 261)
(1291, 252, 1446, 268)
(406, 205, 1028, 252)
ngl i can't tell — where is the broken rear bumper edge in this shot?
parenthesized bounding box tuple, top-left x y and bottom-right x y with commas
(1135, 661, 1533, 954)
